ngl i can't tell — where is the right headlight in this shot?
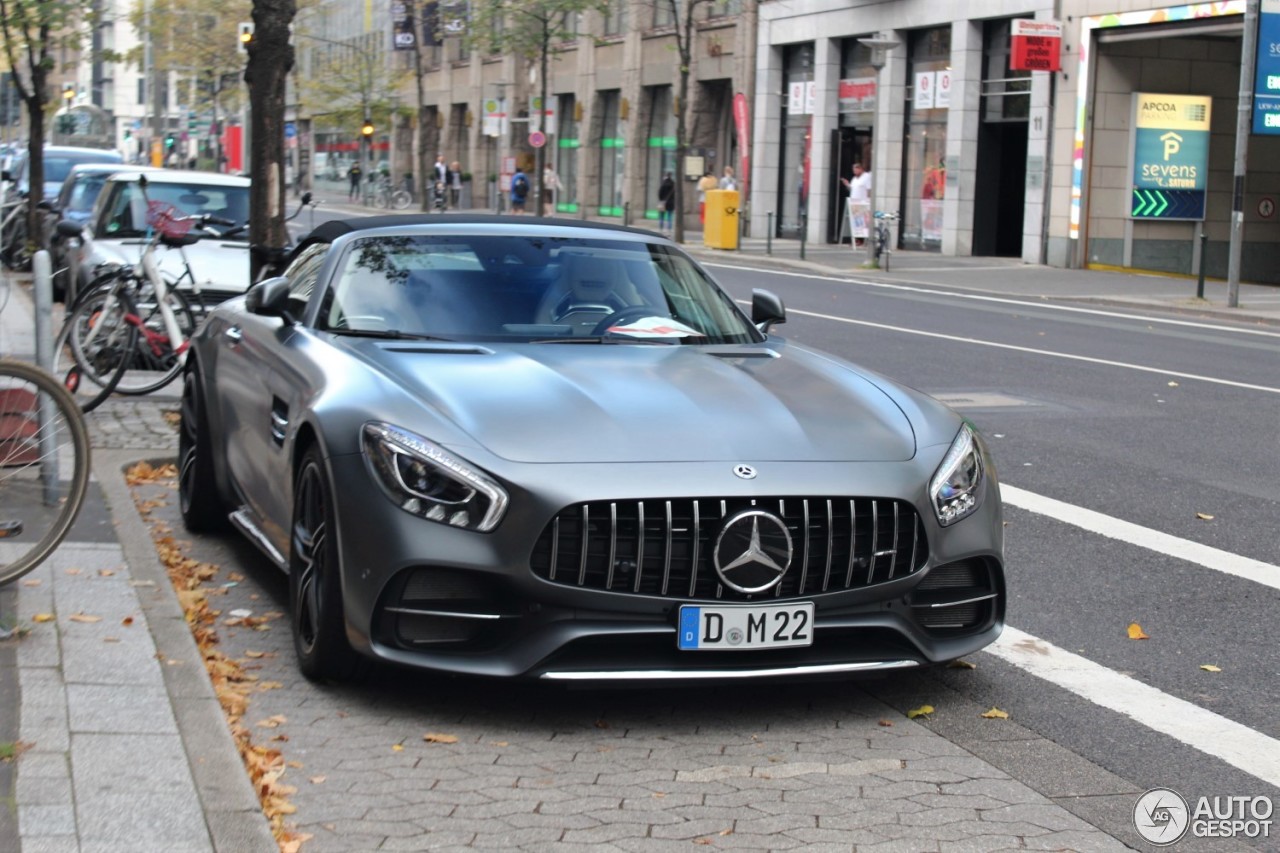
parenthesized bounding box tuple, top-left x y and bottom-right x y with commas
(929, 423, 985, 527)
(362, 422, 508, 532)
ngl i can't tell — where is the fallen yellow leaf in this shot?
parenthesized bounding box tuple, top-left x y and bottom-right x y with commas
(244, 650, 268, 659)
(64, 568, 81, 576)
(906, 705, 935, 719)
(32, 613, 55, 623)
(490, 741, 509, 747)
(255, 715, 288, 729)
(97, 569, 115, 577)
(1168, 381, 1179, 387)
(980, 707, 1010, 719)
(423, 732, 459, 744)
(21, 579, 41, 587)
(1196, 512, 1214, 521)
(878, 719, 894, 727)
(68, 613, 102, 623)
(1127, 622, 1150, 640)
(392, 744, 404, 752)
(309, 776, 326, 784)
(1200, 664, 1222, 673)
(947, 659, 977, 670)
(121, 617, 134, 627)
(719, 828, 734, 836)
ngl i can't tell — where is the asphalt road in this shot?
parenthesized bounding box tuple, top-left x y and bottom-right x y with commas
(704, 261, 1280, 839)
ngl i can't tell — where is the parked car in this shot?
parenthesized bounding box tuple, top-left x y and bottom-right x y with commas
(45, 163, 159, 302)
(3, 145, 124, 202)
(181, 215, 1005, 683)
(79, 169, 251, 302)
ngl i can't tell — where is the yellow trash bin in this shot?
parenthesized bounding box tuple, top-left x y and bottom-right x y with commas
(703, 189, 740, 249)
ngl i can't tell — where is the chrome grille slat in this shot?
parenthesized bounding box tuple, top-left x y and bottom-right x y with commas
(798, 499, 811, 593)
(578, 505, 590, 586)
(867, 500, 879, 586)
(689, 500, 701, 597)
(532, 495, 927, 601)
(633, 502, 646, 593)
(605, 503, 618, 590)
(888, 503, 900, 579)
(661, 501, 673, 595)
(822, 499, 834, 591)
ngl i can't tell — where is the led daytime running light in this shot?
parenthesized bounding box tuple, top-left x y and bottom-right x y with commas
(929, 424, 984, 527)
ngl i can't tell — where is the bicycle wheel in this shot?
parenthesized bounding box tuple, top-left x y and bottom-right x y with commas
(108, 284, 198, 396)
(391, 190, 412, 211)
(0, 359, 92, 586)
(1, 212, 31, 272)
(52, 278, 138, 413)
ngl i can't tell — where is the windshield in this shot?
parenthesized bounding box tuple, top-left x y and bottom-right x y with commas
(44, 152, 121, 184)
(99, 180, 250, 239)
(321, 234, 761, 345)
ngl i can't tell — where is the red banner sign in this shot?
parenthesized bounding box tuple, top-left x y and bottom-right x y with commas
(1010, 19, 1062, 72)
(733, 92, 750, 202)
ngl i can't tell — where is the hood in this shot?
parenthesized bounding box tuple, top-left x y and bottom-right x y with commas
(351, 341, 917, 464)
(89, 237, 251, 294)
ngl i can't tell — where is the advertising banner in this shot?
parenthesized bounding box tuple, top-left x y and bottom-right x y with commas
(392, 0, 416, 50)
(733, 92, 750, 202)
(1130, 93, 1211, 220)
(914, 72, 935, 110)
(838, 77, 877, 113)
(1255, 0, 1280, 134)
(1010, 19, 1063, 72)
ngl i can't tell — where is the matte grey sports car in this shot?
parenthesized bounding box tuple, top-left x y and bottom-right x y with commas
(180, 215, 1005, 682)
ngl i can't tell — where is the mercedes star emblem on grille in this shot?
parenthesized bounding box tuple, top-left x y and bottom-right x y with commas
(713, 509, 793, 593)
(733, 464, 757, 479)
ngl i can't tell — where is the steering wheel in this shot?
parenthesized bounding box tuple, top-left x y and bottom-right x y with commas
(591, 306, 663, 337)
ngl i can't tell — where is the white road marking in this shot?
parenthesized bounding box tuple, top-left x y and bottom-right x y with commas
(989, 627, 1280, 788)
(763, 303, 1280, 395)
(1003, 485, 1280, 592)
(712, 262, 1280, 339)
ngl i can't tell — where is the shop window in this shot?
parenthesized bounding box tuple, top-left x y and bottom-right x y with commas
(901, 27, 951, 250)
(556, 94, 580, 212)
(778, 43, 815, 238)
(597, 91, 624, 216)
(645, 86, 677, 218)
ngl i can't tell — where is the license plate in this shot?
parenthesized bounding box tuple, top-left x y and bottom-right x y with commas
(677, 603, 814, 651)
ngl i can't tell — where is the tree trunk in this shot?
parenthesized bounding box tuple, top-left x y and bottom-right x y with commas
(414, 40, 431, 211)
(245, 0, 297, 280)
(534, 22, 549, 218)
(23, 92, 45, 247)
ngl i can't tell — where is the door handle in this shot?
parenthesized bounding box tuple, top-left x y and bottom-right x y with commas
(224, 326, 243, 343)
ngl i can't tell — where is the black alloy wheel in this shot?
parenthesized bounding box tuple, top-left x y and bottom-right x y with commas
(290, 446, 367, 682)
(178, 367, 226, 532)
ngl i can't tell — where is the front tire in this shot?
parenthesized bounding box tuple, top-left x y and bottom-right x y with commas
(290, 445, 366, 682)
(178, 366, 226, 532)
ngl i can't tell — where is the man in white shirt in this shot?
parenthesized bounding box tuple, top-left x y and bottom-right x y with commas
(840, 162, 872, 245)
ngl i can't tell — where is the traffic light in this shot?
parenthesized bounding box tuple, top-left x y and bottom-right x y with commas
(361, 118, 374, 137)
(238, 22, 254, 52)
(164, 133, 176, 150)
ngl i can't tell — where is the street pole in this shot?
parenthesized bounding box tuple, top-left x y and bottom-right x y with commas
(1227, 0, 1260, 308)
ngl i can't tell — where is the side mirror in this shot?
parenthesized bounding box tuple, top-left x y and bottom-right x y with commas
(245, 277, 292, 320)
(301, 191, 313, 205)
(55, 220, 84, 240)
(751, 288, 786, 333)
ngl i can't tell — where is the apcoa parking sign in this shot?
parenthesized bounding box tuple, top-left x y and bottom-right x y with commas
(1131, 93, 1212, 220)
(1255, 0, 1280, 133)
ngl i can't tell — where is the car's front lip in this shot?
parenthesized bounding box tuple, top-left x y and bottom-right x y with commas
(538, 660, 919, 681)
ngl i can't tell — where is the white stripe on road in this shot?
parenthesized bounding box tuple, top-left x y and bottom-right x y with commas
(712, 262, 1280, 339)
(775, 304, 1280, 395)
(988, 627, 1280, 789)
(1003, 485, 1280, 592)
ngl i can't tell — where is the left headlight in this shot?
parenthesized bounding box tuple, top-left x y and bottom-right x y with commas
(929, 423, 985, 527)
(362, 422, 508, 532)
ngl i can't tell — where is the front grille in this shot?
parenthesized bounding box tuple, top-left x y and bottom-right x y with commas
(910, 559, 998, 635)
(531, 497, 928, 601)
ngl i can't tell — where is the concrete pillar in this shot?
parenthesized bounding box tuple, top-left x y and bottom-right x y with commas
(874, 33, 908, 224)
(750, 43, 784, 238)
(809, 37, 839, 244)
(943, 20, 981, 256)
(1022, 10, 1057, 264)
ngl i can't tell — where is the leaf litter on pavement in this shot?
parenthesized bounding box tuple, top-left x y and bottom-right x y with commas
(128, 462, 309, 853)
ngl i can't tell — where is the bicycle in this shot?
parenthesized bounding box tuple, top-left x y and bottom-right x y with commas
(52, 181, 234, 411)
(0, 357, 91, 585)
(1, 195, 32, 272)
(370, 175, 412, 211)
(872, 210, 900, 272)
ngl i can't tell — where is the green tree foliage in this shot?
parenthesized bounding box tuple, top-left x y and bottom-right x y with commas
(0, 0, 99, 240)
(126, 0, 251, 115)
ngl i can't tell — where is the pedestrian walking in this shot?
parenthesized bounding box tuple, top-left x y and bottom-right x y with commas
(447, 161, 464, 210)
(658, 171, 675, 234)
(542, 164, 562, 216)
(347, 163, 363, 201)
(718, 166, 737, 192)
(510, 166, 530, 214)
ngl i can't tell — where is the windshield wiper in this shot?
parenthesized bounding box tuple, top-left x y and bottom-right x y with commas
(326, 328, 454, 342)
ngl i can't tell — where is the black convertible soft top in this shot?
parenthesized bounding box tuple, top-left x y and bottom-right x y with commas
(300, 213, 657, 245)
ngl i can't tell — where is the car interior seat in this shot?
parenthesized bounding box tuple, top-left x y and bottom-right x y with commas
(533, 254, 639, 335)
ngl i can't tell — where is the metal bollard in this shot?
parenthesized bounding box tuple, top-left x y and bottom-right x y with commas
(33, 251, 60, 505)
(766, 213, 773, 256)
(624, 201, 631, 227)
(1196, 228, 1208, 300)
